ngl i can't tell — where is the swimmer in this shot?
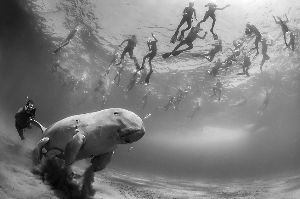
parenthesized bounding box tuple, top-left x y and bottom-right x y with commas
(203, 39, 222, 62)
(273, 15, 290, 47)
(141, 91, 151, 110)
(211, 79, 222, 101)
(171, 1, 197, 43)
(197, 3, 230, 36)
(116, 35, 140, 69)
(288, 31, 296, 51)
(53, 26, 80, 54)
(209, 58, 222, 77)
(163, 24, 207, 58)
(257, 89, 271, 116)
(260, 38, 271, 72)
(140, 33, 158, 84)
(245, 23, 262, 56)
(187, 98, 202, 119)
(237, 52, 251, 76)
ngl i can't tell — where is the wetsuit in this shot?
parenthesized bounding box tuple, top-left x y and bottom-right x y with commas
(120, 39, 136, 60)
(204, 40, 222, 62)
(242, 55, 251, 76)
(274, 17, 289, 47)
(15, 106, 36, 140)
(199, 3, 218, 34)
(245, 24, 262, 55)
(172, 27, 205, 52)
(210, 60, 222, 77)
(176, 7, 196, 34)
(117, 38, 140, 69)
(260, 40, 270, 71)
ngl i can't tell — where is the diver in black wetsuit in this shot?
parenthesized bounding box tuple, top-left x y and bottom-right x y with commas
(116, 35, 140, 69)
(197, 3, 230, 37)
(260, 38, 271, 72)
(140, 33, 158, 84)
(172, 2, 197, 43)
(209, 58, 222, 77)
(273, 15, 289, 47)
(203, 39, 222, 62)
(164, 24, 207, 58)
(245, 23, 262, 56)
(53, 26, 80, 54)
(15, 98, 37, 140)
(211, 79, 222, 101)
(239, 52, 251, 76)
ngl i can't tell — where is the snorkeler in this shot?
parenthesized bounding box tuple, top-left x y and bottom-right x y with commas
(288, 31, 296, 51)
(164, 87, 190, 111)
(187, 98, 202, 119)
(245, 23, 262, 56)
(197, 3, 230, 37)
(209, 58, 222, 77)
(211, 79, 222, 101)
(202, 39, 222, 62)
(141, 91, 152, 110)
(163, 24, 207, 58)
(53, 26, 80, 54)
(237, 52, 251, 76)
(257, 89, 271, 116)
(260, 38, 271, 72)
(14, 97, 37, 140)
(171, 1, 197, 43)
(273, 15, 289, 47)
(116, 35, 140, 69)
(140, 33, 158, 84)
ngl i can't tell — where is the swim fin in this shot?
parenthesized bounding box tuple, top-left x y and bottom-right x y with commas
(162, 52, 172, 59)
(172, 50, 184, 56)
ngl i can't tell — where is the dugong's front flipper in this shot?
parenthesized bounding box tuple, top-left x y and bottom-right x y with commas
(64, 129, 86, 167)
(91, 151, 114, 172)
(32, 137, 50, 165)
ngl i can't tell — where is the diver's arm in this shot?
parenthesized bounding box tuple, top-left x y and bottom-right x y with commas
(119, 39, 129, 46)
(151, 33, 158, 42)
(216, 4, 230, 10)
(273, 16, 279, 24)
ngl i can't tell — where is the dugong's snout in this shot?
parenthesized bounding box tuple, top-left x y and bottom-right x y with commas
(119, 127, 145, 144)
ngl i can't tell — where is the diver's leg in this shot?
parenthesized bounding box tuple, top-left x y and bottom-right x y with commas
(145, 56, 154, 84)
(176, 17, 187, 33)
(283, 32, 288, 47)
(172, 41, 185, 52)
(182, 18, 192, 33)
(210, 15, 216, 35)
(200, 12, 210, 23)
(116, 48, 127, 65)
(142, 53, 151, 69)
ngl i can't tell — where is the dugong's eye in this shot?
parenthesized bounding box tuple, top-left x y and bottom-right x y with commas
(114, 112, 119, 116)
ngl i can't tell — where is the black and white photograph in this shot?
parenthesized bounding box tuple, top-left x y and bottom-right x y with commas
(0, 0, 300, 198)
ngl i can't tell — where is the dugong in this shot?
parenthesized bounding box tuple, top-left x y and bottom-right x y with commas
(33, 108, 145, 172)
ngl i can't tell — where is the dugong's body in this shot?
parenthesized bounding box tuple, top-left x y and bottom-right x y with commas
(33, 108, 145, 172)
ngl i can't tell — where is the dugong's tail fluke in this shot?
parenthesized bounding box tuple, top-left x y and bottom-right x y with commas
(30, 119, 46, 133)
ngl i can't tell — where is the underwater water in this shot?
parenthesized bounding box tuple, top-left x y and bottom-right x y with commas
(0, 0, 300, 198)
